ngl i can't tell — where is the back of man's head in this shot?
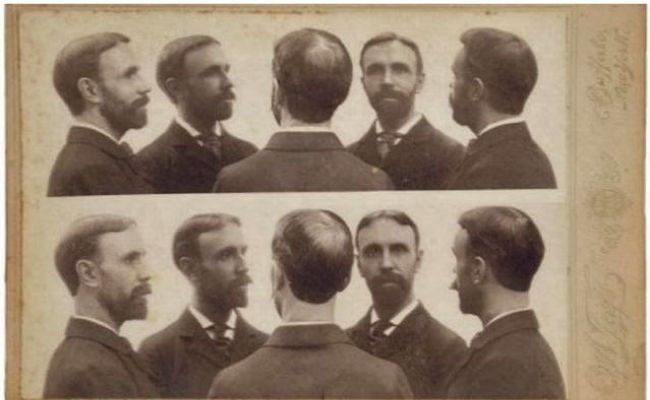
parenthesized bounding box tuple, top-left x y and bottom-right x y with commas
(272, 209, 353, 304)
(53, 32, 130, 115)
(458, 206, 544, 292)
(55, 214, 136, 295)
(460, 28, 537, 115)
(273, 28, 352, 123)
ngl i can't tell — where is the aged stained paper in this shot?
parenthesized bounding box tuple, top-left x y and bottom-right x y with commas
(5, 4, 644, 400)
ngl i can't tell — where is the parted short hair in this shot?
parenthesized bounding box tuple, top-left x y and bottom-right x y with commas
(156, 35, 220, 102)
(172, 213, 241, 268)
(360, 32, 424, 74)
(53, 32, 130, 115)
(460, 27, 538, 115)
(273, 28, 352, 123)
(272, 209, 353, 304)
(356, 209, 420, 248)
(458, 206, 544, 292)
(55, 214, 136, 295)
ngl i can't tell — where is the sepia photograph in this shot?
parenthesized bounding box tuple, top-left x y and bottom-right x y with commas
(5, 4, 645, 400)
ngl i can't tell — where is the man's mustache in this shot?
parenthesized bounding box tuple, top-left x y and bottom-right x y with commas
(369, 272, 407, 289)
(132, 95, 150, 109)
(131, 283, 152, 298)
(374, 89, 407, 102)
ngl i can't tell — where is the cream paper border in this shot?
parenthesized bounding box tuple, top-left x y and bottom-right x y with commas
(5, 4, 645, 400)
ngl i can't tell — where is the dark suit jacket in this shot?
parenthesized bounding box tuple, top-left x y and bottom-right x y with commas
(138, 309, 268, 398)
(447, 122, 557, 189)
(208, 324, 413, 399)
(347, 303, 468, 398)
(135, 121, 257, 193)
(445, 310, 565, 399)
(43, 318, 159, 398)
(213, 131, 394, 192)
(48, 126, 154, 196)
(348, 117, 465, 190)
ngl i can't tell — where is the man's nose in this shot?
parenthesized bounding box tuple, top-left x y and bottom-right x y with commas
(379, 249, 395, 271)
(382, 70, 395, 86)
(137, 261, 151, 282)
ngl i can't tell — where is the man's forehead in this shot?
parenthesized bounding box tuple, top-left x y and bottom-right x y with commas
(98, 42, 137, 75)
(97, 226, 144, 254)
(184, 43, 227, 67)
(357, 218, 416, 244)
(362, 40, 418, 65)
(198, 224, 244, 246)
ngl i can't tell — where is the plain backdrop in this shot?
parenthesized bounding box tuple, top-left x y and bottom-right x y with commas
(19, 7, 568, 198)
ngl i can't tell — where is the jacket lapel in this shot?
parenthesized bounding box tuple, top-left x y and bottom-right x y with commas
(347, 309, 373, 352)
(352, 126, 383, 167)
(382, 118, 432, 170)
(372, 303, 423, 358)
(167, 122, 220, 172)
(177, 310, 230, 367)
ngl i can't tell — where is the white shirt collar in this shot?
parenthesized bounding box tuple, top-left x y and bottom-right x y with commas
(279, 125, 334, 133)
(175, 115, 222, 138)
(477, 116, 525, 137)
(72, 315, 119, 335)
(71, 121, 121, 144)
(188, 305, 236, 340)
(484, 307, 532, 328)
(370, 298, 419, 336)
(375, 113, 423, 135)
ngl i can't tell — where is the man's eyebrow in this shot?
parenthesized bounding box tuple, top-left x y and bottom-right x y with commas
(123, 65, 139, 77)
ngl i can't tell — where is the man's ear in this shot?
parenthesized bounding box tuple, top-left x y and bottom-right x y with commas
(471, 255, 488, 285)
(76, 259, 100, 289)
(164, 77, 182, 103)
(414, 248, 424, 273)
(178, 256, 200, 283)
(271, 260, 286, 293)
(470, 77, 485, 102)
(77, 77, 101, 105)
(415, 72, 426, 94)
(338, 274, 351, 293)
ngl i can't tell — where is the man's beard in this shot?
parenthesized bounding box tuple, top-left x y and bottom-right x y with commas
(201, 273, 252, 311)
(369, 88, 415, 125)
(190, 88, 236, 123)
(99, 88, 149, 135)
(449, 92, 476, 128)
(99, 282, 151, 325)
(458, 283, 482, 316)
(367, 272, 412, 310)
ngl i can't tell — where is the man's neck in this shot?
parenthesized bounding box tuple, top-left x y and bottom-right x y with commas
(280, 109, 331, 130)
(178, 107, 218, 136)
(193, 295, 232, 325)
(372, 292, 415, 321)
(74, 295, 121, 332)
(377, 106, 416, 132)
(280, 296, 336, 324)
(471, 109, 519, 136)
(76, 110, 124, 142)
(479, 290, 530, 327)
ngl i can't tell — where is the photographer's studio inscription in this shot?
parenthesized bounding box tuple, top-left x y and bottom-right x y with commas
(587, 28, 634, 120)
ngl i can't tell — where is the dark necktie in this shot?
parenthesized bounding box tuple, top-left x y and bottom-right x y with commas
(377, 131, 402, 160)
(368, 319, 394, 347)
(207, 323, 232, 348)
(197, 132, 222, 160)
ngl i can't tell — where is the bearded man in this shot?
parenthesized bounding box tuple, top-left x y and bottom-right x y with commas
(48, 32, 154, 196)
(136, 35, 257, 193)
(348, 32, 465, 190)
(346, 209, 467, 398)
(138, 214, 268, 398)
(44, 215, 158, 398)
